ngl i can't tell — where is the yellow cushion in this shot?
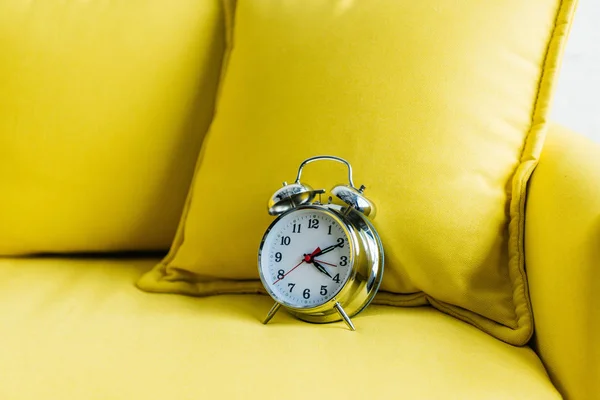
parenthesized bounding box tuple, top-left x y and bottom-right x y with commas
(0, 257, 559, 399)
(138, 0, 577, 345)
(0, 0, 226, 254)
(526, 124, 600, 399)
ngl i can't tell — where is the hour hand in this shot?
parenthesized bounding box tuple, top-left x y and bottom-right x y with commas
(312, 260, 332, 278)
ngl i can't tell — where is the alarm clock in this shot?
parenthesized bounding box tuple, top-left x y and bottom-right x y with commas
(258, 155, 384, 331)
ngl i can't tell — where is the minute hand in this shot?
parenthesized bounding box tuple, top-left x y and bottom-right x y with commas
(312, 242, 343, 258)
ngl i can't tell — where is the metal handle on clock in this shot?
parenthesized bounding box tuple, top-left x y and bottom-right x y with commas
(294, 155, 356, 189)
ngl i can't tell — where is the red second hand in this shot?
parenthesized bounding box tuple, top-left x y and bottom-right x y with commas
(272, 259, 304, 285)
(313, 259, 337, 267)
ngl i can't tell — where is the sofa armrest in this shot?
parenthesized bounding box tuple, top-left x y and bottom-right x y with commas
(525, 122, 600, 399)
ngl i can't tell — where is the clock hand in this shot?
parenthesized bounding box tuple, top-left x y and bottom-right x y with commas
(313, 259, 337, 267)
(311, 242, 343, 258)
(312, 260, 332, 278)
(303, 247, 322, 263)
(272, 259, 305, 285)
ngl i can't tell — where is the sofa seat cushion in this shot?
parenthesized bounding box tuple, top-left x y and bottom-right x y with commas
(0, 258, 559, 399)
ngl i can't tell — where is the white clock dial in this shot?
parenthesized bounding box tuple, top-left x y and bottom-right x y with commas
(259, 208, 353, 309)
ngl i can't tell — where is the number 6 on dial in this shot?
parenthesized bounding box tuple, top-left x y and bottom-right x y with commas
(258, 156, 384, 331)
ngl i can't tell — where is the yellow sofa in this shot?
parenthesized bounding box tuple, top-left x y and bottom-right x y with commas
(1, 1, 598, 399)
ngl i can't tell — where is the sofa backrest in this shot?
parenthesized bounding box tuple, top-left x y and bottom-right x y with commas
(0, 0, 228, 254)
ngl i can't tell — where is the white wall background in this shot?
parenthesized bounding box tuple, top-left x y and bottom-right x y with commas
(551, 0, 600, 142)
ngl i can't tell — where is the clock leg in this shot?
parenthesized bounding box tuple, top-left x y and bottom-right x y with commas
(262, 302, 282, 325)
(334, 302, 356, 331)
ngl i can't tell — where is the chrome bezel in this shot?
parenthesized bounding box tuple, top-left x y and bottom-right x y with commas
(258, 204, 384, 323)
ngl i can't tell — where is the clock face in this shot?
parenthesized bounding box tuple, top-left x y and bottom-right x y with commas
(259, 208, 354, 309)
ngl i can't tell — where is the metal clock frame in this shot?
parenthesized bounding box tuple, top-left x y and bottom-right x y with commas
(258, 155, 384, 331)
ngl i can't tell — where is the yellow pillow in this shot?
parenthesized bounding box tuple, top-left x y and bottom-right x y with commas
(0, 0, 226, 254)
(138, 0, 577, 345)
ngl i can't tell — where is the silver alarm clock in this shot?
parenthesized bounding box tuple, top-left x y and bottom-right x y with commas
(258, 156, 384, 331)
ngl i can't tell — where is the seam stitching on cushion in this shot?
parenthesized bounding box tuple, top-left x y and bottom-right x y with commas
(515, 161, 537, 326)
(373, 291, 428, 306)
(507, 0, 577, 342)
(425, 297, 496, 336)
